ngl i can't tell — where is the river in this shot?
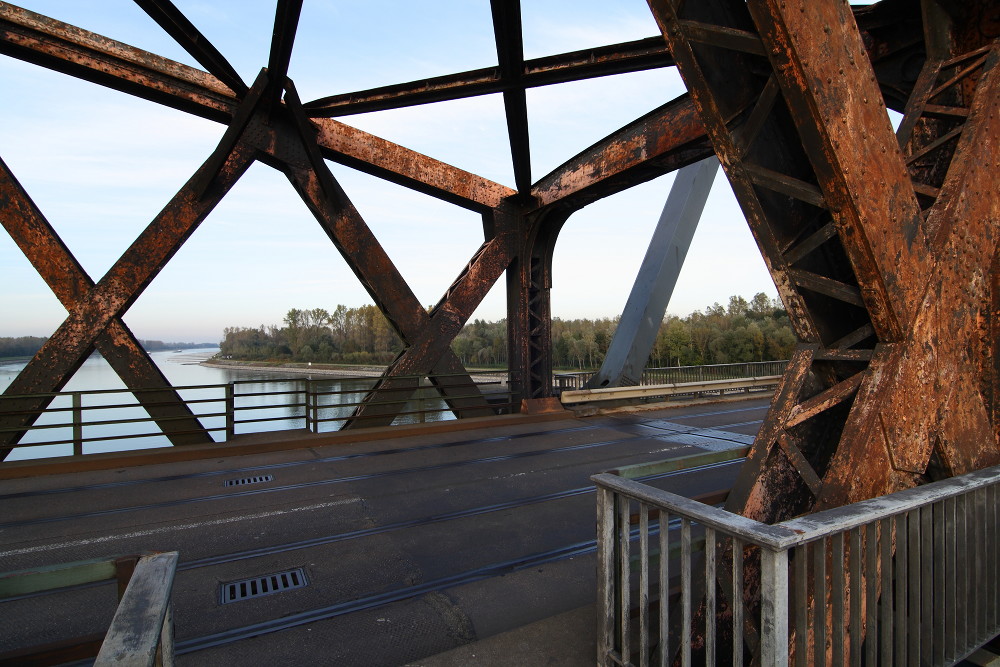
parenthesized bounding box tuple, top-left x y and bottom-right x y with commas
(0, 349, 451, 461)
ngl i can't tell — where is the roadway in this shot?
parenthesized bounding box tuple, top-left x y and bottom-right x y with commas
(0, 395, 770, 665)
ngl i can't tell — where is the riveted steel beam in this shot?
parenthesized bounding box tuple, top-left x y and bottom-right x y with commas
(0, 158, 213, 454)
(0, 4, 514, 212)
(346, 227, 516, 426)
(531, 94, 711, 211)
(263, 0, 302, 112)
(506, 206, 571, 401)
(132, 0, 248, 95)
(747, 0, 928, 340)
(267, 87, 496, 425)
(647, 0, 998, 543)
(0, 131, 256, 459)
(491, 0, 531, 193)
(311, 118, 516, 212)
(816, 43, 1000, 506)
(303, 36, 674, 117)
(282, 160, 496, 426)
(0, 2, 235, 121)
(300, 4, 916, 118)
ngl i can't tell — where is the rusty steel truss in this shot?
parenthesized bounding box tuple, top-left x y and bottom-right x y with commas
(1, 0, 997, 530)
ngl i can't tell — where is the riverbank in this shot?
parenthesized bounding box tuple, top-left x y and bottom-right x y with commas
(200, 358, 508, 383)
(200, 358, 389, 379)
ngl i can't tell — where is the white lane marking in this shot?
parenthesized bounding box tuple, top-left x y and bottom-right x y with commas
(0, 498, 360, 558)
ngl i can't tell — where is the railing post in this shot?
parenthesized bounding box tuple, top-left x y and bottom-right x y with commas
(159, 601, 175, 666)
(304, 380, 314, 433)
(225, 383, 235, 441)
(72, 392, 83, 456)
(760, 546, 789, 666)
(596, 485, 615, 666)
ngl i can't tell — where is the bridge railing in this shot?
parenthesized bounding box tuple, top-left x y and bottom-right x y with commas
(593, 463, 1000, 666)
(0, 552, 179, 666)
(0, 362, 784, 459)
(560, 375, 782, 406)
(554, 360, 789, 391)
(0, 374, 514, 458)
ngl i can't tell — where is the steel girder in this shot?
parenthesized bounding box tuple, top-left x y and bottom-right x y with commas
(0, 0, 991, 489)
(641, 0, 996, 659)
(646, 0, 999, 520)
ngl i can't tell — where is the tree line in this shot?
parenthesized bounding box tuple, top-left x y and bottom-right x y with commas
(220, 305, 403, 365)
(219, 293, 796, 370)
(0, 336, 48, 359)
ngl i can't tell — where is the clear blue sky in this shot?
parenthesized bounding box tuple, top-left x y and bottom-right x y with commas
(0, 0, 778, 343)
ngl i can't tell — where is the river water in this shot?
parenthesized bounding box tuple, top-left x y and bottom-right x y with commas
(0, 349, 450, 461)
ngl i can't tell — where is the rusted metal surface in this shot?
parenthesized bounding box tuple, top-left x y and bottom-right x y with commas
(0, 137, 256, 452)
(643, 0, 996, 659)
(303, 36, 674, 117)
(133, 0, 248, 96)
(0, 2, 512, 213)
(256, 83, 498, 424)
(0, 2, 235, 121)
(0, 0, 995, 530)
(311, 117, 516, 212)
(0, 158, 212, 453)
(491, 0, 532, 194)
(531, 95, 711, 211)
(645, 0, 998, 525)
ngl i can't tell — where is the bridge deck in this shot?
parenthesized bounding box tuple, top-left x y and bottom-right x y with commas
(0, 396, 767, 666)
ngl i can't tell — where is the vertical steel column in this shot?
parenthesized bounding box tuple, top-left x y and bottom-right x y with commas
(586, 157, 719, 389)
(507, 208, 568, 402)
(224, 383, 235, 441)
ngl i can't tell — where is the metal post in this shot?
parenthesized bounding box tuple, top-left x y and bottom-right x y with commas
(158, 600, 175, 667)
(586, 157, 719, 389)
(224, 383, 235, 441)
(304, 380, 314, 432)
(759, 546, 789, 666)
(72, 391, 83, 456)
(596, 486, 615, 666)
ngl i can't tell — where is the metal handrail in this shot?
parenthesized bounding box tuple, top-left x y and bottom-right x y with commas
(560, 375, 782, 405)
(554, 360, 790, 390)
(0, 552, 178, 666)
(0, 373, 513, 457)
(593, 462, 1000, 666)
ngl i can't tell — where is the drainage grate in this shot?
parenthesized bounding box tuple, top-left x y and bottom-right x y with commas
(224, 474, 273, 487)
(221, 568, 308, 604)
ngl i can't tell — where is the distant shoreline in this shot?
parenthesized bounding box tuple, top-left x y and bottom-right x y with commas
(200, 359, 387, 379)
(200, 358, 509, 383)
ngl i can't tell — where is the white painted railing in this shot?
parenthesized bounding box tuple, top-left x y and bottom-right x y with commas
(592, 464, 1000, 665)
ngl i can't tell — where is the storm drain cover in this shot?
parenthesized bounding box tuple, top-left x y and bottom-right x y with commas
(221, 568, 308, 604)
(224, 474, 273, 487)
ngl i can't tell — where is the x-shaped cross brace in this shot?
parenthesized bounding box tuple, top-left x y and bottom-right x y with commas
(1, 68, 513, 458)
(264, 79, 513, 427)
(0, 157, 217, 457)
(0, 71, 263, 459)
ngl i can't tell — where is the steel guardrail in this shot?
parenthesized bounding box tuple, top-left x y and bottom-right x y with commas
(593, 463, 1000, 665)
